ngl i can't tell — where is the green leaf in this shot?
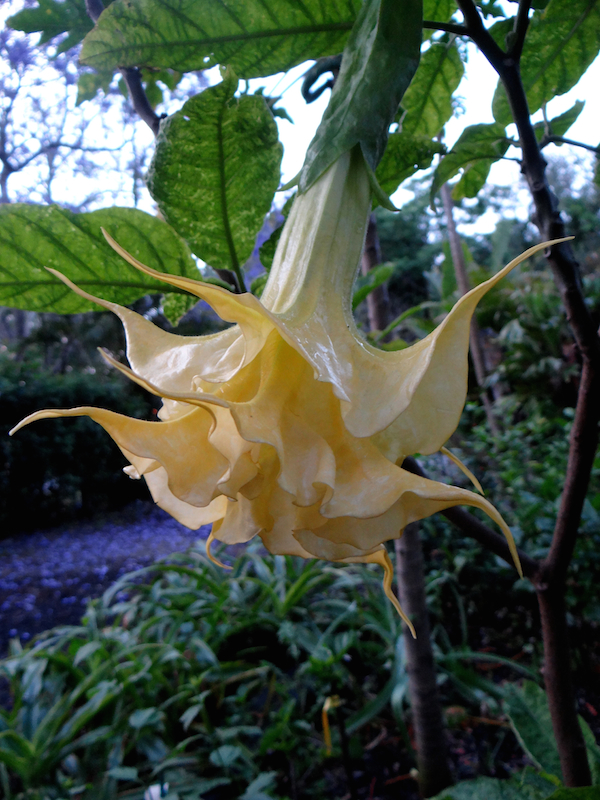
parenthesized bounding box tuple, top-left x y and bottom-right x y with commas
(76, 68, 114, 105)
(579, 716, 600, 785)
(300, 0, 423, 191)
(373, 42, 461, 194)
(423, 0, 458, 39)
(402, 41, 464, 139)
(492, 0, 600, 126)
(503, 681, 563, 780)
(81, 0, 361, 78)
(147, 69, 282, 281)
(107, 766, 139, 781)
(162, 292, 197, 326)
(8, 0, 95, 53)
(376, 131, 444, 196)
(73, 641, 103, 666)
(241, 772, 278, 799)
(533, 100, 585, 143)
(352, 263, 395, 310)
(432, 773, 557, 799)
(209, 744, 242, 768)
(431, 122, 510, 200)
(547, 791, 600, 800)
(0, 205, 199, 313)
(129, 707, 163, 729)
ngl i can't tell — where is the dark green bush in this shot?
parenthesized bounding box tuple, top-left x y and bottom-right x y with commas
(0, 356, 155, 534)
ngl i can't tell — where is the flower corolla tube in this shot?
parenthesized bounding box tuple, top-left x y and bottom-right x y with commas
(12, 149, 553, 632)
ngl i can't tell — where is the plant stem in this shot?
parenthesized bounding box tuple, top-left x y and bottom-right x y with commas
(395, 527, 454, 797)
(449, 0, 598, 783)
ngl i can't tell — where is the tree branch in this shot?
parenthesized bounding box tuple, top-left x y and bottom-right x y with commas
(540, 361, 600, 586)
(402, 457, 539, 579)
(423, 20, 469, 36)
(459, 3, 598, 784)
(541, 136, 600, 155)
(508, 0, 531, 62)
(120, 67, 161, 136)
(455, 0, 506, 71)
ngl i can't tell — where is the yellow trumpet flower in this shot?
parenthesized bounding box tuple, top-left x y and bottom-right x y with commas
(11, 149, 560, 631)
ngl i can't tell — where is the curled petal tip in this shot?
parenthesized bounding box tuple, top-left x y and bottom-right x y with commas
(206, 532, 232, 570)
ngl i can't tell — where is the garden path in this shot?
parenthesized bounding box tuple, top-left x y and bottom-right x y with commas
(0, 502, 209, 656)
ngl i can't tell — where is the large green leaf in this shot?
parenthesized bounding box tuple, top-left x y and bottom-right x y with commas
(147, 69, 282, 279)
(492, 0, 600, 126)
(402, 41, 464, 139)
(373, 41, 461, 195)
(503, 681, 563, 780)
(431, 122, 510, 200)
(423, 0, 458, 39)
(80, 0, 361, 78)
(433, 774, 554, 799)
(0, 205, 199, 313)
(533, 100, 585, 143)
(300, 0, 423, 191)
(8, 0, 96, 53)
(376, 132, 444, 195)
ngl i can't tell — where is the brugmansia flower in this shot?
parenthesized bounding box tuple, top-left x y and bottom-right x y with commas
(12, 149, 555, 631)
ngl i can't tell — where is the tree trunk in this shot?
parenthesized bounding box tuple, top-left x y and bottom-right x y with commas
(440, 183, 500, 436)
(395, 527, 454, 797)
(361, 213, 389, 333)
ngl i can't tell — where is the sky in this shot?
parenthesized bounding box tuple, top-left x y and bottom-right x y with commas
(254, 45, 600, 224)
(2, 0, 599, 229)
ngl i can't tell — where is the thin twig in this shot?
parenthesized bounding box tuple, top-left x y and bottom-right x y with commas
(423, 20, 469, 36)
(541, 136, 600, 155)
(508, 0, 531, 62)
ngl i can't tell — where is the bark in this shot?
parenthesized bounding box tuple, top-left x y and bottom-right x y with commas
(447, 0, 598, 783)
(395, 529, 453, 797)
(360, 214, 390, 333)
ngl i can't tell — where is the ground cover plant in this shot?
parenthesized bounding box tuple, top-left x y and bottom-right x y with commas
(1, 0, 600, 796)
(1, 543, 599, 799)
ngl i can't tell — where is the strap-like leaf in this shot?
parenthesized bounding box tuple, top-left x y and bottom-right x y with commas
(80, 0, 361, 78)
(147, 69, 282, 279)
(0, 205, 199, 313)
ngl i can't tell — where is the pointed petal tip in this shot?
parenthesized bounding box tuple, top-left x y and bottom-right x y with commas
(206, 532, 232, 570)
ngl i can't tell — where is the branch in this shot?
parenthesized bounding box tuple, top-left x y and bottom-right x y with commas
(402, 457, 539, 579)
(120, 67, 161, 136)
(454, 0, 506, 71)
(540, 136, 600, 155)
(540, 361, 600, 586)
(423, 20, 469, 36)
(85, 0, 160, 136)
(508, 0, 531, 62)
